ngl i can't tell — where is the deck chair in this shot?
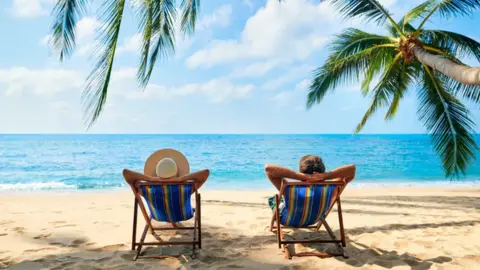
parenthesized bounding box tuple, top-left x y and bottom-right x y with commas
(130, 180, 201, 260)
(270, 179, 348, 259)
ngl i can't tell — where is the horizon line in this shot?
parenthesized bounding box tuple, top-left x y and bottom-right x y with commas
(0, 132, 446, 135)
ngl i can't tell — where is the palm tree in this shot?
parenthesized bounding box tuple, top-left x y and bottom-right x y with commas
(307, 0, 480, 177)
(50, 0, 199, 126)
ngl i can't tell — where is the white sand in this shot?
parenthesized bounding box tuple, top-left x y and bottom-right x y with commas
(1, 187, 479, 269)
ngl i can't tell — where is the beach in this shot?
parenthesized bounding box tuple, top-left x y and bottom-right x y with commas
(1, 187, 479, 269)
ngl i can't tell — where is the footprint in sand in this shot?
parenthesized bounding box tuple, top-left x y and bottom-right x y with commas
(13, 227, 25, 234)
(68, 239, 88, 247)
(88, 243, 126, 252)
(23, 247, 57, 254)
(0, 220, 14, 226)
(54, 224, 76, 228)
(49, 221, 66, 225)
(33, 233, 52, 239)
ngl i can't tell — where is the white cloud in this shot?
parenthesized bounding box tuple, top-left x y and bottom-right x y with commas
(272, 91, 295, 105)
(261, 64, 313, 90)
(117, 33, 142, 54)
(76, 17, 101, 41)
(197, 5, 233, 30)
(270, 77, 311, 107)
(125, 78, 254, 103)
(9, 0, 49, 18)
(186, 0, 336, 69)
(0, 67, 83, 97)
(231, 59, 288, 78)
(39, 34, 52, 47)
(296, 79, 310, 90)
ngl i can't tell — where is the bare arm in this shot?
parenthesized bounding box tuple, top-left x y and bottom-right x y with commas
(177, 169, 210, 190)
(265, 164, 311, 191)
(311, 164, 356, 183)
(122, 169, 210, 190)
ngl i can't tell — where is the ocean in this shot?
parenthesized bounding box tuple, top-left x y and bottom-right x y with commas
(0, 134, 479, 192)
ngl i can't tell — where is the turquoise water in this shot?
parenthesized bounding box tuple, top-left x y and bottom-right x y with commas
(0, 134, 479, 191)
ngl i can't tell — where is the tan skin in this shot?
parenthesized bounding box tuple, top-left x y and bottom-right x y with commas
(265, 164, 356, 191)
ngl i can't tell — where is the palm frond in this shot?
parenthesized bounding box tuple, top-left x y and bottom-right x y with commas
(387, 19, 416, 36)
(401, 0, 435, 30)
(354, 53, 406, 133)
(82, 0, 126, 127)
(416, 0, 480, 33)
(418, 65, 477, 178)
(325, 0, 403, 35)
(436, 0, 480, 18)
(307, 45, 397, 108)
(51, 0, 89, 61)
(330, 28, 394, 60)
(421, 30, 480, 63)
(385, 61, 422, 119)
(137, 0, 176, 87)
(441, 73, 480, 105)
(180, 0, 200, 36)
(327, 29, 397, 96)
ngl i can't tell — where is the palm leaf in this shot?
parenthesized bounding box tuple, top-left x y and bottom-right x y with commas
(180, 0, 200, 36)
(416, 0, 480, 33)
(51, 0, 89, 61)
(354, 53, 408, 132)
(418, 65, 477, 177)
(436, 0, 480, 18)
(401, 0, 435, 30)
(330, 28, 394, 60)
(324, 0, 403, 35)
(385, 61, 423, 120)
(139, 0, 176, 87)
(421, 30, 480, 63)
(441, 73, 480, 105)
(307, 45, 396, 108)
(82, 0, 126, 127)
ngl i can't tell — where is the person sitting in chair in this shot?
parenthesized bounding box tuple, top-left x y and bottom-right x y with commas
(123, 148, 209, 191)
(264, 155, 355, 211)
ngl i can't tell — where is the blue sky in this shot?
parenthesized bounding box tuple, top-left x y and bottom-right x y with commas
(0, 0, 479, 134)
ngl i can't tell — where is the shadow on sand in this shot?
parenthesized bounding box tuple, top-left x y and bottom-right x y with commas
(5, 194, 479, 269)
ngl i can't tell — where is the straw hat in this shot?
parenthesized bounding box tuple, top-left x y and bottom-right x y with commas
(144, 149, 190, 178)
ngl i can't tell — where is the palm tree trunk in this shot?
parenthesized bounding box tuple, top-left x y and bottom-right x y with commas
(413, 46, 480, 85)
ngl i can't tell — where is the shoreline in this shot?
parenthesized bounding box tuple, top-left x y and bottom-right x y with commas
(1, 184, 480, 196)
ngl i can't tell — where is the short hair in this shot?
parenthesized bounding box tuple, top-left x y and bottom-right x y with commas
(299, 155, 325, 174)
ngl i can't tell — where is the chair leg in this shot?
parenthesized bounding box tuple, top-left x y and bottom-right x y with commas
(192, 197, 198, 257)
(337, 197, 346, 247)
(321, 218, 348, 258)
(133, 224, 149, 261)
(131, 198, 138, 250)
(270, 213, 276, 232)
(275, 195, 282, 249)
(198, 193, 202, 249)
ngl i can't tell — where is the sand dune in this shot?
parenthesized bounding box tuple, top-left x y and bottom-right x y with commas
(1, 187, 479, 269)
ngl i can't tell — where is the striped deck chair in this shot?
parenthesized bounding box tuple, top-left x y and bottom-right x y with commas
(270, 179, 348, 259)
(131, 180, 201, 260)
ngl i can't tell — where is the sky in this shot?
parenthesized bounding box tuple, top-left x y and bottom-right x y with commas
(0, 0, 479, 134)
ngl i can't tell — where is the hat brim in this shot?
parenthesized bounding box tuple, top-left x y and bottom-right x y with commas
(144, 149, 190, 177)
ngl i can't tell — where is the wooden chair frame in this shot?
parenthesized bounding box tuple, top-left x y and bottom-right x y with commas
(270, 179, 348, 259)
(130, 180, 201, 260)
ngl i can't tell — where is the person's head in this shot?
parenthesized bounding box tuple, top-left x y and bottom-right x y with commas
(299, 155, 325, 174)
(144, 149, 190, 177)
